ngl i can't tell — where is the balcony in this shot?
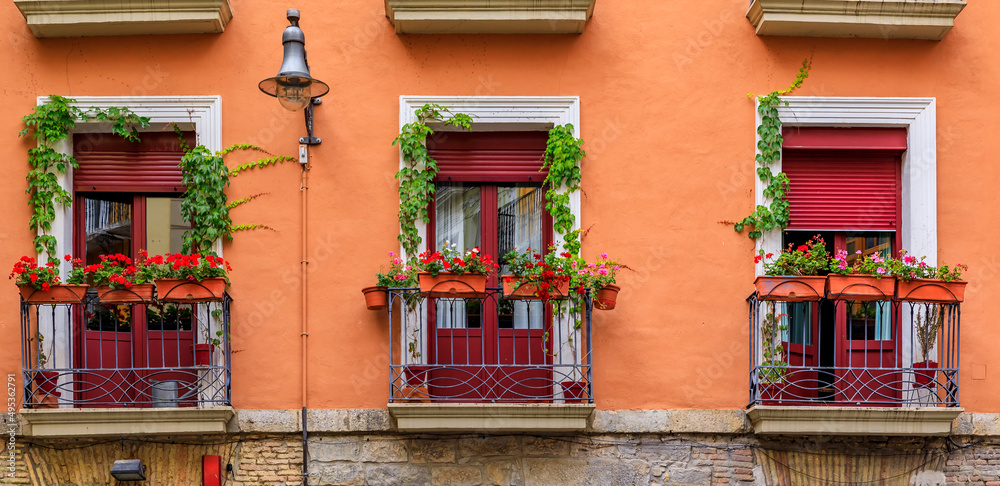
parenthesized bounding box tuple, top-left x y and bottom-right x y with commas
(746, 0, 967, 41)
(384, 286, 594, 431)
(19, 290, 232, 436)
(747, 279, 963, 435)
(385, 0, 597, 34)
(14, 0, 234, 38)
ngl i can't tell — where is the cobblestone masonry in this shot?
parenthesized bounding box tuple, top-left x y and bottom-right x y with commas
(6, 423, 1000, 484)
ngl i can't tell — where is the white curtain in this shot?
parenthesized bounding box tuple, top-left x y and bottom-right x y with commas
(498, 187, 545, 330)
(435, 186, 481, 329)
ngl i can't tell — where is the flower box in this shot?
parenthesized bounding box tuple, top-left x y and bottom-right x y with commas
(826, 275, 895, 301)
(501, 275, 570, 301)
(96, 283, 154, 303)
(753, 275, 825, 301)
(362, 286, 389, 310)
(418, 273, 487, 298)
(895, 279, 967, 303)
(155, 277, 226, 302)
(18, 284, 87, 304)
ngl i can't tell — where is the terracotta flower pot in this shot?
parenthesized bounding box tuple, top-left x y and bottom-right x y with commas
(913, 361, 939, 388)
(754, 275, 825, 301)
(192, 343, 216, 366)
(418, 273, 487, 298)
(404, 365, 432, 386)
(32, 390, 59, 409)
(362, 286, 388, 310)
(18, 284, 88, 304)
(895, 279, 967, 303)
(34, 371, 59, 394)
(826, 275, 895, 301)
(96, 283, 154, 303)
(501, 275, 570, 300)
(396, 385, 431, 402)
(155, 277, 226, 302)
(561, 381, 588, 403)
(595, 284, 620, 310)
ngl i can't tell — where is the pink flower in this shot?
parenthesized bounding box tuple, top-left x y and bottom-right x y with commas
(388, 251, 395, 257)
(598, 268, 608, 276)
(601, 253, 608, 259)
(396, 274, 408, 281)
(877, 267, 886, 274)
(838, 261, 847, 270)
(577, 270, 587, 275)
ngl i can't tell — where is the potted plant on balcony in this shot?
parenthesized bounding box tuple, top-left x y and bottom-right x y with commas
(755, 235, 828, 301)
(577, 252, 626, 310)
(144, 251, 230, 302)
(501, 245, 576, 301)
(826, 249, 896, 301)
(193, 308, 224, 366)
(85, 253, 153, 302)
(757, 302, 788, 404)
(10, 255, 88, 304)
(29, 333, 59, 408)
(364, 251, 418, 311)
(416, 243, 497, 298)
(894, 254, 968, 303)
(399, 329, 430, 402)
(913, 303, 944, 388)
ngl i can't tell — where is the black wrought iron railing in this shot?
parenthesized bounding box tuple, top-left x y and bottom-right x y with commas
(386, 286, 593, 404)
(20, 289, 231, 408)
(748, 289, 960, 408)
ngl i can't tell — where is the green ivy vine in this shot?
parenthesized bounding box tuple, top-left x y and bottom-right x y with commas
(173, 126, 294, 252)
(542, 124, 585, 256)
(734, 59, 811, 239)
(20, 95, 149, 262)
(393, 104, 473, 256)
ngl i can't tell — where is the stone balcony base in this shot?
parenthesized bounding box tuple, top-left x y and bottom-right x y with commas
(747, 406, 963, 436)
(21, 407, 234, 437)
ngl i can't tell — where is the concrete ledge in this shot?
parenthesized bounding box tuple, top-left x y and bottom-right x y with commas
(14, 0, 234, 38)
(21, 407, 234, 437)
(746, 0, 966, 40)
(747, 406, 963, 436)
(389, 403, 595, 432)
(385, 0, 596, 34)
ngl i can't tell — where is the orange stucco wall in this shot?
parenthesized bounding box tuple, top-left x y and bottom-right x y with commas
(1, 0, 998, 412)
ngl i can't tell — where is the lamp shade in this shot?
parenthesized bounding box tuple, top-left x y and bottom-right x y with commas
(258, 9, 329, 111)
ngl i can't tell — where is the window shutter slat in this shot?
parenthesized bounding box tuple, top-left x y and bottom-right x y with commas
(783, 152, 900, 231)
(429, 132, 547, 183)
(73, 132, 193, 193)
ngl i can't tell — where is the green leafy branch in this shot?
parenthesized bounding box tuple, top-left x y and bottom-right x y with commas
(228, 193, 269, 209)
(542, 124, 586, 256)
(231, 223, 275, 232)
(735, 59, 811, 239)
(230, 154, 296, 176)
(393, 103, 473, 256)
(20, 95, 149, 262)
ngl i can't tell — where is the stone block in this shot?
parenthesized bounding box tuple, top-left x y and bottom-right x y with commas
(584, 459, 652, 486)
(484, 460, 518, 485)
(432, 466, 484, 485)
(524, 458, 590, 485)
(459, 436, 520, 457)
(361, 439, 408, 463)
(522, 437, 569, 457)
(366, 464, 432, 486)
(309, 438, 359, 462)
(412, 439, 457, 463)
(592, 410, 672, 433)
(665, 466, 712, 485)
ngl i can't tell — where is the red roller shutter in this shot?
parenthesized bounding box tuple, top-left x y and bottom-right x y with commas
(428, 131, 548, 183)
(782, 128, 905, 232)
(783, 152, 900, 231)
(73, 132, 195, 193)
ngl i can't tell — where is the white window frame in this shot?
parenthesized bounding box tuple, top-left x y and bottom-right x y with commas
(755, 96, 937, 269)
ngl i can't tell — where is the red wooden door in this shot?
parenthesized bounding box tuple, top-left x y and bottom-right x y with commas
(783, 302, 820, 402)
(72, 132, 197, 407)
(426, 131, 553, 402)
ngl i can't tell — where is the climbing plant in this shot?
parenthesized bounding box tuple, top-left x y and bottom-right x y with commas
(392, 104, 472, 257)
(173, 125, 295, 252)
(541, 124, 586, 256)
(19, 95, 149, 263)
(734, 59, 811, 239)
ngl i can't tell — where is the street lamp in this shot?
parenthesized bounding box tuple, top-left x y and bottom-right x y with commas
(258, 8, 329, 145)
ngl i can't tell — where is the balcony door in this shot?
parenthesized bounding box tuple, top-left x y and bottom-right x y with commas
(426, 131, 554, 402)
(72, 132, 196, 407)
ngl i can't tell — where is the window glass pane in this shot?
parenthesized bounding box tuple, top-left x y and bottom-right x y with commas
(146, 197, 191, 255)
(84, 195, 132, 265)
(785, 302, 812, 346)
(498, 186, 545, 330)
(435, 185, 481, 252)
(844, 232, 893, 341)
